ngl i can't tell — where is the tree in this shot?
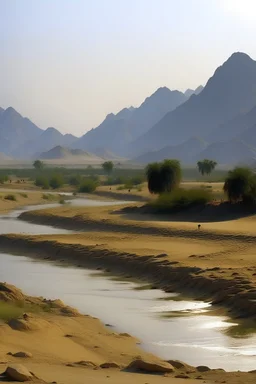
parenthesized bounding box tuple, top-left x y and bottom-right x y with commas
(33, 160, 44, 171)
(146, 159, 182, 194)
(223, 167, 256, 204)
(49, 174, 64, 189)
(102, 161, 114, 175)
(197, 159, 217, 176)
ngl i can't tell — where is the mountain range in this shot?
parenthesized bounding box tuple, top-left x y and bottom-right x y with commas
(2, 52, 256, 166)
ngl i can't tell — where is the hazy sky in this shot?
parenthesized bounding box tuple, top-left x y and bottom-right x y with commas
(1, 0, 256, 136)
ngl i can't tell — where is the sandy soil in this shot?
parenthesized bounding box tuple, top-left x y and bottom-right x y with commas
(0, 283, 219, 384)
(13, 203, 256, 320)
(0, 191, 61, 214)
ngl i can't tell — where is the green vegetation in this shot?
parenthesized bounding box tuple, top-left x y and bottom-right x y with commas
(224, 167, 256, 204)
(4, 194, 16, 201)
(197, 159, 217, 176)
(151, 188, 211, 213)
(33, 159, 44, 170)
(0, 175, 8, 184)
(35, 175, 50, 189)
(146, 159, 182, 194)
(49, 174, 64, 189)
(42, 193, 56, 201)
(68, 174, 82, 186)
(59, 197, 66, 204)
(78, 178, 98, 193)
(102, 161, 114, 175)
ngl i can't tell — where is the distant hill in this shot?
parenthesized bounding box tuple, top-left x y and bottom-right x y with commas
(184, 85, 204, 98)
(133, 137, 208, 164)
(15, 127, 77, 159)
(0, 107, 43, 155)
(130, 53, 256, 156)
(73, 87, 188, 154)
(91, 147, 125, 160)
(195, 139, 256, 166)
(39, 145, 104, 164)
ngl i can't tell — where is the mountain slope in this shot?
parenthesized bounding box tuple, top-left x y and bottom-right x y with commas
(39, 145, 104, 164)
(194, 139, 256, 165)
(16, 127, 77, 158)
(131, 52, 256, 156)
(74, 87, 187, 154)
(184, 86, 204, 98)
(0, 107, 43, 154)
(133, 137, 208, 164)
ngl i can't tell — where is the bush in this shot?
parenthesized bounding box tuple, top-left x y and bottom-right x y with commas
(224, 167, 256, 204)
(4, 194, 17, 201)
(146, 159, 182, 194)
(42, 193, 56, 201)
(49, 174, 64, 189)
(68, 174, 82, 186)
(78, 179, 98, 193)
(151, 188, 211, 213)
(35, 176, 50, 189)
(0, 175, 8, 184)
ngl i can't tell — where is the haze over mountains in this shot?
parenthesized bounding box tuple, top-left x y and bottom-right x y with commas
(1, 52, 256, 166)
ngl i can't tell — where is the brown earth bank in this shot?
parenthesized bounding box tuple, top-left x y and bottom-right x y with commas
(14, 204, 256, 321)
(1, 283, 254, 384)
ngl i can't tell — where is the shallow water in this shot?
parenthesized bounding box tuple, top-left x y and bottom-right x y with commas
(0, 199, 255, 371)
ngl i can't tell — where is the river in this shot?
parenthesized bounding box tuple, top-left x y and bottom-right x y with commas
(0, 198, 255, 371)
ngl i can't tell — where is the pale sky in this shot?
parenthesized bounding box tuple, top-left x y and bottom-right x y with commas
(1, 0, 256, 136)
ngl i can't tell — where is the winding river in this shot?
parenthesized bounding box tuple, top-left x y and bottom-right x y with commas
(0, 198, 255, 371)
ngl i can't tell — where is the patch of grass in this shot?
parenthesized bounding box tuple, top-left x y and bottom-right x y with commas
(59, 198, 66, 204)
(0, 301, 53, 322)
(19, 192, 28, 198)
(78, 179, 98, 193)
(150, 188, 211, 213)
(42, 193, 56, 201)
(4, 194, 17, 201)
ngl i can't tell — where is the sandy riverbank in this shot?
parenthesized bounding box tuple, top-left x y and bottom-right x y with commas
(0, 202, 254, 321)
(0, 283, 255, 384)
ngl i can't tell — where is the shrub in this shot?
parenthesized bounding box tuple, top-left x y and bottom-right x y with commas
(78, 179, 98, 193)
(146, 159, 181, 194)
(35, 176, 50, 189)
(42, 193, 56, 201)
(151, 188, 211, 213)
(19, 193, 28, 198)
(224, 167, 256, 204)
(4, 194, 16, 201)
(49, 174, 64, 189)
(0, 175, 8, 184)
(59, 198, 66, 204)
(68, 174, 82, 186)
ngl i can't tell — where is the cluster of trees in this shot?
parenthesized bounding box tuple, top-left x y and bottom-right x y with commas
(224, 167, 256, 204)
(197, 159, 217, 176)
(146, 160, 182, 194)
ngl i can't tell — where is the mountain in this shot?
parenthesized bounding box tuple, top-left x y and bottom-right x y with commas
(0, 107, 43, 154)
(133, 137, 208, 164)
(39, 145, 104, 164)
(91, 147, 125, 160)
(16, 127, 77, 159)
(195, 139, 256, 166)
(74, 108, 134, 153)
(238, 124, 256, 147)
(74, 87, 187, 154)
(184, 85, 204, 98)
(207, 105, 256, 143)
(130, 53, 256, 156)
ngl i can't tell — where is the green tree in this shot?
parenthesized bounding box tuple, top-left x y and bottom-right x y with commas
(35, 175, 50, 189)
(102, 161, 114, 175)
(223, 167, 256, 204)
(49, 174, 64, 189)
(146, 159, 182, 194)
(197, 159, 217, 176)
(33, 160, 44, 170)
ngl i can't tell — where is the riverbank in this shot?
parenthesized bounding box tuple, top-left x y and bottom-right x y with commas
(0, 283, 226, 384)
(0, 191, 63, 214)
(12, 204, 256, 322)
(0, 283, 255, 384)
